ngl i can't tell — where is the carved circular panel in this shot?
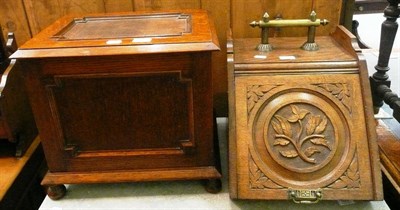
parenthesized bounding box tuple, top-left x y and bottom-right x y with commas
(252, 90, 352, 187)
(264, 102, 337, 173)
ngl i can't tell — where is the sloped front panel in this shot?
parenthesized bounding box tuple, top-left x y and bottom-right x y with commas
(235, 74, 376, 200)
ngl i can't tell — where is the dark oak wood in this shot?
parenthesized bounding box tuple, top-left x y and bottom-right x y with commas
(12, 10, 222, 199)
(12, 10, 219, 57)
(0, 29, 7, 71)
(2, 0, 358, 118)
(228, 26, 382, 202)
(45, 185, 66, 201)
(0, 31, 38, 157)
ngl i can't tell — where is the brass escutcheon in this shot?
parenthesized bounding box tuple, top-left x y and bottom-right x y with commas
(288, 188, 323, 204)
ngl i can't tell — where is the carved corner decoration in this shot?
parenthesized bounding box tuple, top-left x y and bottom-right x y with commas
(315, 83, 352, 113)
(327, 153, 360, 189)
(247, 85, 279, 116)
(271, 104, 333, 164)
(249, 152, 284, 189)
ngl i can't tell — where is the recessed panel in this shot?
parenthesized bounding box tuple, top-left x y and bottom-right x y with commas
(51, 73, 192, 152)
(252, 90, 351, 187)
(53, 14, 191, 40)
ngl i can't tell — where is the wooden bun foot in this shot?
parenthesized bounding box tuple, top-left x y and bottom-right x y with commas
(204, 178, 222, 193)
(46, 184, 67, 200)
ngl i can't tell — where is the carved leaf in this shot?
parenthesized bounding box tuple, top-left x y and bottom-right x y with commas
(247, 90, 256, 100)
(349, 156, 358, 171)
(248, 92, 258, 103)
(328, 84, 342, 95)
(341, 176, 353, 186)
(249, 157, 259, 176)
(314, 117, 327, 134)
(254, 89, 265, 96)
(259, 85, 277, 93)
(287, 114, 299, 123)
(328, 178, 348, 189)
(347, 171, 360, 183)
(247, 85, 276, 103)
(274, 115, 292, 138)
(289, 105, 309, 121)
(249, 154, 283, 189)
(271, 120, 283, 135)
(304, 147, 321, 157)
(319, 84, 330, 91)
(273, 138, 290, 146)
(341, 94, 352, 112)
(348, 179, 360, 188)
(280, 150, 298, 158)
(247, 85, 279, 113)
(306, 115, 320, 135)
(320, 84, 330, 92)
(247, 87, 258, 112)
(310, 137, 331, 150)
(257, 177, 283, 189)
(342, 84, 348, 93)
(347, 157, 360, 182)
(252, 180, 265, 189)
(291, 105, 299, 115)
(342, 84, 350, 96)
(328, 155, 360, 189)
(250, 165, 263, 189)
(248, 85, 258, 92)
(338, 91, 344, 100)
(318, 83, 352, 113)
(248, 99, 256, 113)
(298, 109, 310, 120)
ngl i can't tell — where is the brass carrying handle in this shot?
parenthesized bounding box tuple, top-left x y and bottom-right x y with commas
(250, 16, 329, 28)
(250, 11, 329, 52)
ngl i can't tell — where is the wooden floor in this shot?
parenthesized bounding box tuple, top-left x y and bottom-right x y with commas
(0, 137, 46, 210)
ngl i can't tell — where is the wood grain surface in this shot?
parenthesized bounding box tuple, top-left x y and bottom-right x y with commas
(1, 0, 348, 116)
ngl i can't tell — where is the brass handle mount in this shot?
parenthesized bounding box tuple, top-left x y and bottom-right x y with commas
(250, 11, 329, 52)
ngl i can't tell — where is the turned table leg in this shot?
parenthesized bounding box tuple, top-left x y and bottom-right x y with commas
(46, 184, 67, 200)
(370, 0, 400, 113)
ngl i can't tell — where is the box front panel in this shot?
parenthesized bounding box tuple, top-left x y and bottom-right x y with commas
(235, 74, 375, 201)
(37, 53, 214, 172)
(52, 73, 191, 152)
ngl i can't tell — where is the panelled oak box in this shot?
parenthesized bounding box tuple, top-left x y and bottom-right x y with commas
(227, 26, 383, 203)
(11, 10, 221, 199)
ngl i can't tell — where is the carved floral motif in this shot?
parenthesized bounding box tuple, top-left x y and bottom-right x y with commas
(316, 83, 352, 112)
(249, 153, 283, 189)
(247, 85, 278, 114)
(327, 155, 360, 189)
(271, 105, 332, 164)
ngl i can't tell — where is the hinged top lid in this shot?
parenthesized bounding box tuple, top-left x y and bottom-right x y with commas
(230, 27, 361, 72)
(232, 37, 357, 71)
(11, 9, 219, 58)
